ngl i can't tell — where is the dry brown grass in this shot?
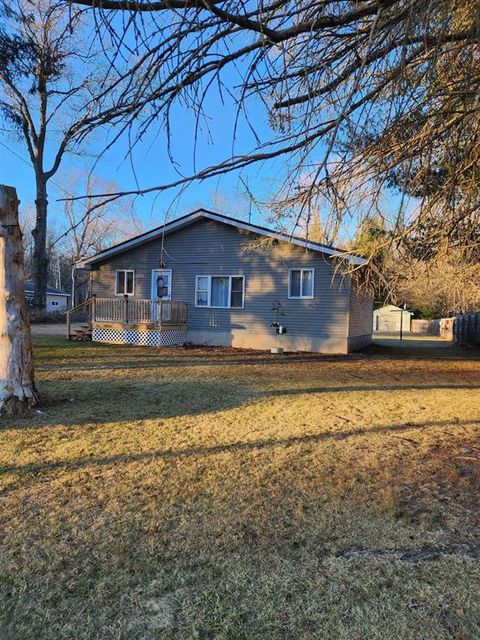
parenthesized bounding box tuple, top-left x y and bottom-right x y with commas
(1, 337, 480, 639)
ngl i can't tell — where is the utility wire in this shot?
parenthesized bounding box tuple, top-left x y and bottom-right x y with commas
(0, 141, 74, 199)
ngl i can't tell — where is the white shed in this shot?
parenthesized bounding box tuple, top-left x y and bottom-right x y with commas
(373, 304, 413, 333)
(24, 282, 71, 311)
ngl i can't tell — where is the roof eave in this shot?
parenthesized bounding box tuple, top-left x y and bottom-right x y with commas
(77, 209, 366, 267)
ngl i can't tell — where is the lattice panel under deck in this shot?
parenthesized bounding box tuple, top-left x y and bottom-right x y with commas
(92, 327, 187, 347)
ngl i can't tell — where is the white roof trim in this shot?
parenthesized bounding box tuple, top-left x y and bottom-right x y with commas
(25, 290, 70, 297)
(76, 209, 366, 268)
(374, 304, 412, 314)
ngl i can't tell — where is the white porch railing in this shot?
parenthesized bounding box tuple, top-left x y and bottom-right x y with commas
(93, 297, 188, 326)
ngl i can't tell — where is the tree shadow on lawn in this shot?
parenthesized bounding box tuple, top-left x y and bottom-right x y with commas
(36, 352, 364, 372)
(3, 377, 480, 431)
(2, 417, 479, 481)
(1, 373, 479, 434)
(2, 409, 479, 640)
(33, 335, 480, 369)
(364, 342, 480, 361)
(34, 337, 364, 367)
(35, 349, 480, 371)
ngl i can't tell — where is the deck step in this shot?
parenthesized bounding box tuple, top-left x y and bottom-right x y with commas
(70, 324, 93, 342)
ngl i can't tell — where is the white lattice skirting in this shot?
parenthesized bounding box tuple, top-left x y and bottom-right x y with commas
(92, 327, 187, 347)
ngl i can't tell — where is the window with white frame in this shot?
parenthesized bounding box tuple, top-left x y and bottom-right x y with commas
(288, 268, 314, 299)
(195, 275, 245, 308)
(115, 270, 135, 295)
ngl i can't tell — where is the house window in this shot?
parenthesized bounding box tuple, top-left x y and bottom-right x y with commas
(196, 276, 210, 307)
(195, 275, 245, 308)
(288, 268, 314, 299)
(115, 270, 134, 296)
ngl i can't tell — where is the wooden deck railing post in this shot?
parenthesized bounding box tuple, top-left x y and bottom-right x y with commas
(124, 294, 129, 324)
(65, 296, 95, 339)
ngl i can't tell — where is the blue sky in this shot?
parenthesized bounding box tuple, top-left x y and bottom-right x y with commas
(1, 92, 409, 246)
(0, 4, 285, 230)
(1, 63, 285, 233)
(0, 5, 417, 253)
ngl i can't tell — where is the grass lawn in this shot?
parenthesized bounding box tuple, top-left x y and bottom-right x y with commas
(1, 337, 480, 639)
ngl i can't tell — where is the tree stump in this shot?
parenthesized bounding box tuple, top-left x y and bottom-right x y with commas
(0, 185, 39, 416)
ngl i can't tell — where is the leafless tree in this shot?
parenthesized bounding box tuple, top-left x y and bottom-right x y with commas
(394, 248, 480, 317)
(53, 170, 143, 304)
(65, 0, 480, 268)
(55, 170, 142, 261)
(0, 0, 130, 308)
(19, 206, 59, 286)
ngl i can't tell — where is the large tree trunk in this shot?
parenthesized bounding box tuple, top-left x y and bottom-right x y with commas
(32, 175, 48, 310)
(0, 185, 39, 416)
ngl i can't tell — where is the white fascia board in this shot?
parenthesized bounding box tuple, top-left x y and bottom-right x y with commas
(76, 211, 206, 268)
(76, 209, 366, 268)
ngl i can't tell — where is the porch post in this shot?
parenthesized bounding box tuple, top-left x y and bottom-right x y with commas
(124, 294, 129, 324)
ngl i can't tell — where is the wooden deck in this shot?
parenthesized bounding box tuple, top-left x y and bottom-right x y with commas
(66, 298, 188, 344)
(93, 297, 188, 327)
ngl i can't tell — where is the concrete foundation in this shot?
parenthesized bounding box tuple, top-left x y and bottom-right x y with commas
(186, 329, 351, 354)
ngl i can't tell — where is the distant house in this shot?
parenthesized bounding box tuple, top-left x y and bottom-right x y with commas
(24, 282, 70, 311)
(76, 209, 373, 353)
(373, 304, 413, 333)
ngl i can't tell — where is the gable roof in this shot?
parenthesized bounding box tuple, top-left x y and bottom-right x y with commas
(24, 282, 70, 297)
(76, 209, 367, 268)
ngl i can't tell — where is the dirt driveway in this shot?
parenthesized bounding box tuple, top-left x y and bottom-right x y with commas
(30, 323, 80, 337)
(373, 332, 454, 349)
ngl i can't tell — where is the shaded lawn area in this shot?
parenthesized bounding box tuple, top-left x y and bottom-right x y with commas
(1, 337, 480, 639)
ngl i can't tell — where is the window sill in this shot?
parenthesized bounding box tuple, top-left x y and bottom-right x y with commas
(195, 305, 245, 310)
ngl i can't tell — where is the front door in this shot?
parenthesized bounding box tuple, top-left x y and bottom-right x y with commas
(151, 269, 172, 323)
(151, 269, 172, 301)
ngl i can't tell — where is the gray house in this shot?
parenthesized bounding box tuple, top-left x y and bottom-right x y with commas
(76, 210, 373, 353)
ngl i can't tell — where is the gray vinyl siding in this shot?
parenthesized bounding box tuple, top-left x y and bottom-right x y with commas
(91, 219, 352, 341)
(348, 287, 373, 337)
(348, 286, 373, 350)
